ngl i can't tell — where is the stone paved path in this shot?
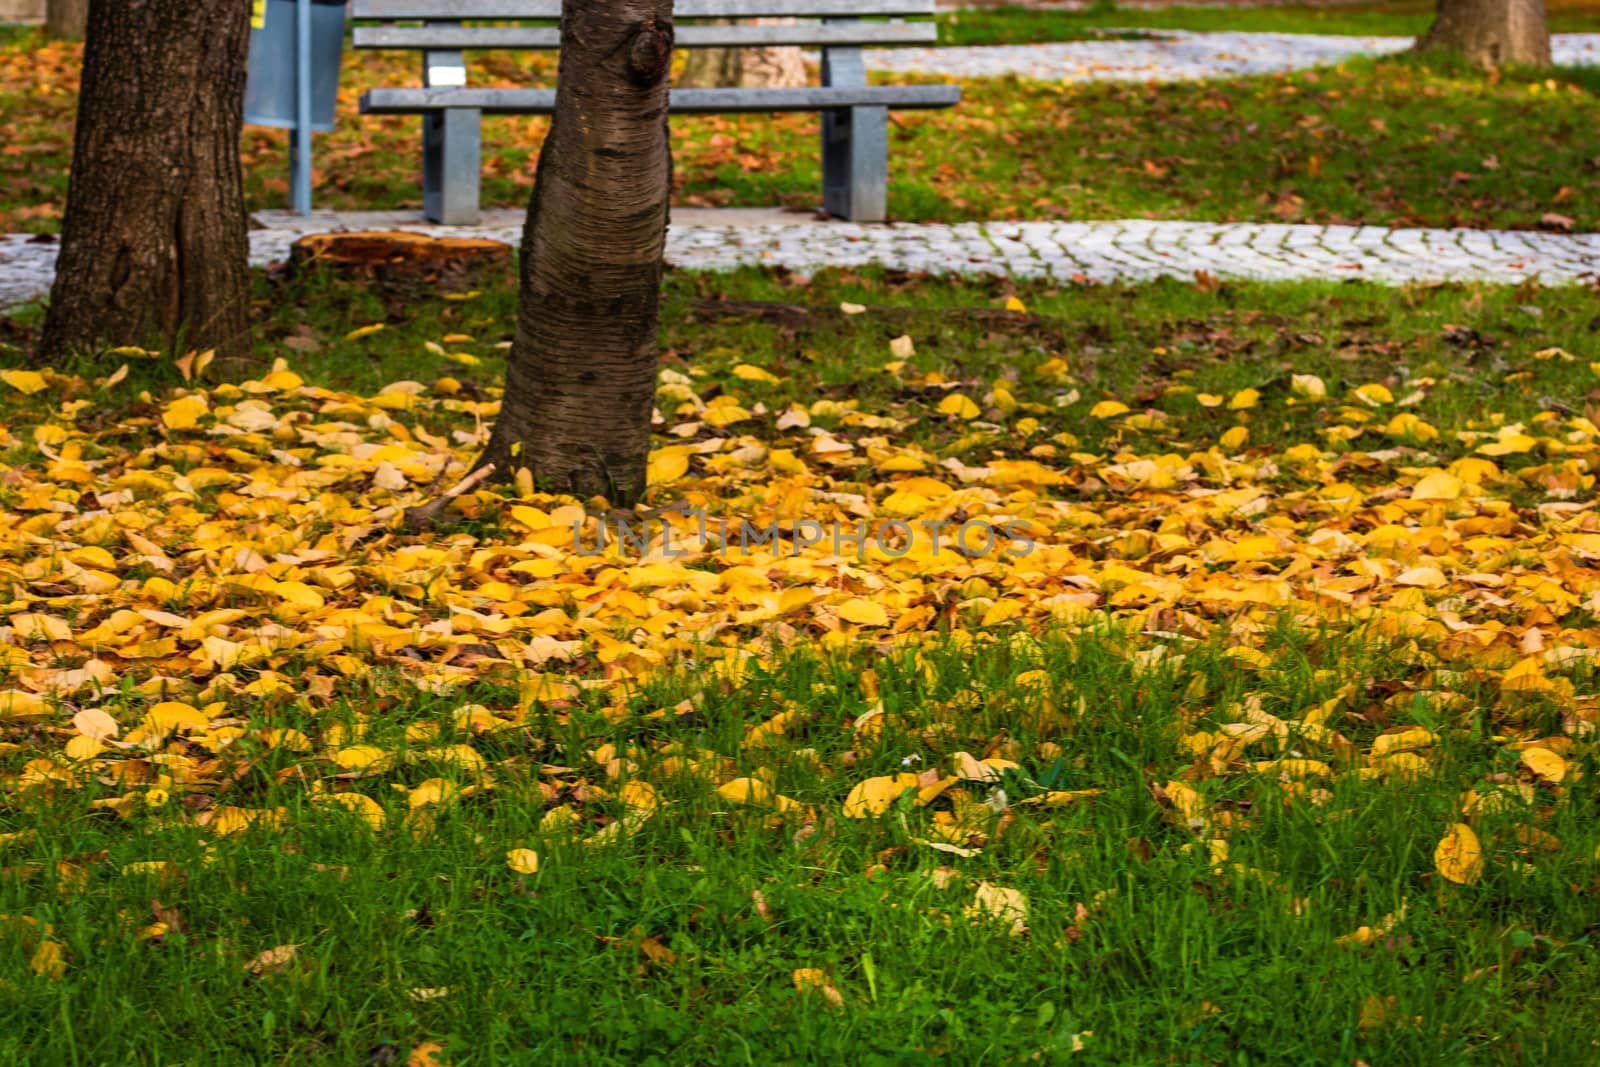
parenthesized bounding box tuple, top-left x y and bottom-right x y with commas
(867, 31, 1600, 81)
(5, 216, 1598, 310)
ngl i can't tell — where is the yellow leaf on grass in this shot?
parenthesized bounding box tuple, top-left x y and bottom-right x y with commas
(1089, 400, 1129, 419)
(1520, 747, 1568, 783)
(161, 396, 208, 431)
(843, 774, 919, 818)
(1434, 822, 1484, 885)
(793, 968, 845, 1007)
(72, 708, 119, 740)
(333, 746, 391, 772)
(1004, 296, 1029, 313)
(966, 881, 1028, 935)
(318, 792, 385, 829)
(506, 848, 540, 875)
(1229, 388, 1259, 410)
(732, 363, 781, 383)
(244, 943, 298, 977)
(345, 323, 386, 341)
(0, 369, 47, 395)
(29, 939, 65, 980)
(938, 393, 980, 420)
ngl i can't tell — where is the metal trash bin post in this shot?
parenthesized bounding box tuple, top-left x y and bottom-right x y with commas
(244, 0, 347, 215)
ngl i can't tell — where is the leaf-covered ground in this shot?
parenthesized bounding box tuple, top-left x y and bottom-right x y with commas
(0, 269, 1597, 1062)
(3, 31, 1598, 232)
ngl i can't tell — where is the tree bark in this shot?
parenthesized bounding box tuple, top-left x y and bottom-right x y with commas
(475, 0, 675, 505)
(46, 0, 89, 39)
(678, 18, 806, 89)
(1415, 0, 1550, 68)
(38, 0, 253, 368)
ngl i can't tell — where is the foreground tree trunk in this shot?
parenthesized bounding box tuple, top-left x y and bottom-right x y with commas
(46, 0, 89, 39)
(38, 0, 253, 367)
(1416, 0, 1550, 67)
(469, 0, 675, 506)
(679, 19, 806, 89)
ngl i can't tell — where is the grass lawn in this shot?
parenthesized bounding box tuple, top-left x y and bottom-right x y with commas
(2, 35, 1597, 233)
(938, 2, 1600, 46)
(0, 265, 1597, 1061)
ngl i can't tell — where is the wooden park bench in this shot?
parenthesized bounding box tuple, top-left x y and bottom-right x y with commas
(353, 0, 961, 225)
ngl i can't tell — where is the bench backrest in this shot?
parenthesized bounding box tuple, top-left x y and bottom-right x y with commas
(351, 0, 941, 51)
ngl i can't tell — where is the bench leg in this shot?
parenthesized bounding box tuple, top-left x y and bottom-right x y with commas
(822, 105, 888, 223)
(422, 108, 482, 225)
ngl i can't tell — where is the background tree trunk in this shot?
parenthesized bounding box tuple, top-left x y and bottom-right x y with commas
(46, 0, 88, 39)
(1416, 0, 1550, 67)
(38, 0, 253, 367)
(476, 0, 675, 505)
(678, 18, 806, 89)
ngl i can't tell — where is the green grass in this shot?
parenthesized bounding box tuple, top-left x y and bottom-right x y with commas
(2, 631, 1596, 1064)
(2, 35, 1598, 232)
(937, 2, 1600, 46)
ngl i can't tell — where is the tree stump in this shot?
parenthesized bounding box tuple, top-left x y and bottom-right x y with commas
(287, 232, 514, 294)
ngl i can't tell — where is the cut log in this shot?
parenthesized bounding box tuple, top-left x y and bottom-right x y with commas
(287, 231, 514, 293)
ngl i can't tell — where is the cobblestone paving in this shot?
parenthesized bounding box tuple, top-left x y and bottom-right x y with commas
(5, 219, 1599, 310)
(868, 31, 1600, 81)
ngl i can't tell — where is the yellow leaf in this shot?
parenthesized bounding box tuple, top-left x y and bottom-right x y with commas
(1219, 426, 1249, 452)
(11, 613, 71, 642)
(345, 323, 386, 341)
(838, 599, 889, 627)
(72, 708, 119, 740)
(506, 848, 540, 875)
(1290, 374, 1326, 400)
(333, 746, 391, 772)
(1004, 296, 1029, 313)
(29, 939, 65, 980)
(1353, 383, 1393, 406)
(1089, 400, 1129, 419)
(1434, 822, 1484, 885)
(1411, 472, 1462, 501)
(732, 363, 781, 383)
(0, 369, 47, 395)
(244, 943, 299, 977)
(1520, 747, 1567, 783)
(318, 792, 385, 830)
(647, 449, 690, 484)
(1228, 388, 1259, 410)
(938, 393, 980, 420)
(966, 881, 1028, 935)
(161, 396, 208, 431)
(843, 774, 919, 818)
(1395, 566, 1447, 588)
(793, 968, 844, 1007)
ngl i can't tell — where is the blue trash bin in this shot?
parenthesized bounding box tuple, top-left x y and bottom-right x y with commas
(244, 0, 346, 133)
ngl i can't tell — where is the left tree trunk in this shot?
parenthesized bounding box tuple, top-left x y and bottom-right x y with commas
(46, 0, 89, 39)
(38, 0, 253, 368)
(475, 0, 675, 504)
(1416, 0, 1551, 67)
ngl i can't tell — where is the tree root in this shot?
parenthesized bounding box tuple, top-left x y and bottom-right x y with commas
(402, 463, 498, 534)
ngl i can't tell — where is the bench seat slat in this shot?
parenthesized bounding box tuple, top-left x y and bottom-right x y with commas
(362, 84, 961, 115)
(355, 21, 937, 50)
(353, 0, 934, 19)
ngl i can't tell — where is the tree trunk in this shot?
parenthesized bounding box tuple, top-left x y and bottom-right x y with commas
(476, 0, 675, 505)
(46, 0, 89, 39)
(1415, 0, 1550, 67)
(678, 18, 806, 89)
(38, 0, 253, 368)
